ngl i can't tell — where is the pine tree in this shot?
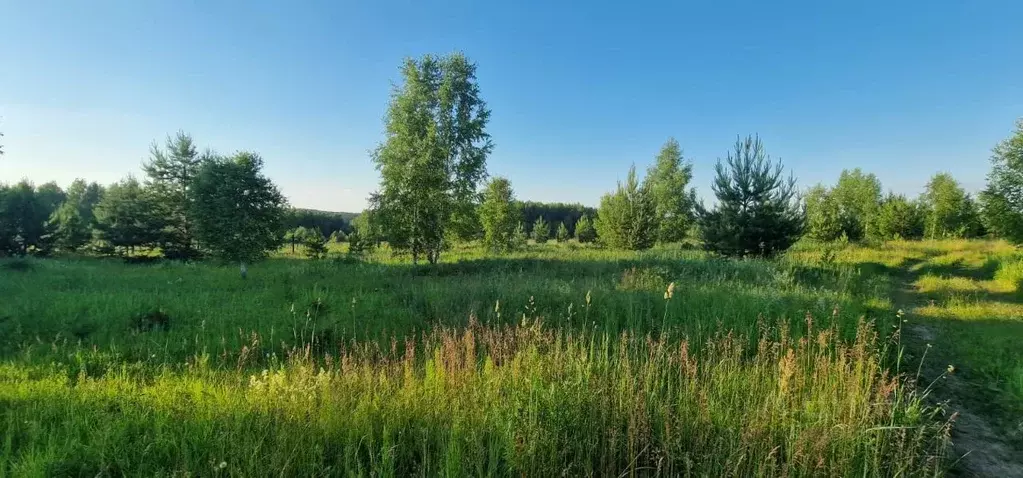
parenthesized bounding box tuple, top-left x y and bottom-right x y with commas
(595, 166, 657, 250)
(303, 228, 329, 259)
(532, 216, 550, 244)
(644, 138, 697, 243)
(94, 176, 164, 255)
(555, 222, 570, 242)
(575, 214, 596, 243)
(479, 177, 522, 252)
(698, 135, 802, 258)
(143, 131, 209, 259)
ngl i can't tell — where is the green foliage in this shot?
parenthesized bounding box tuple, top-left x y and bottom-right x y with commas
(873, 194, 925, 240)
(804, 184, 843, 241)
(511, 222, 528, 249)
(189, 152, 288, 271)
(143, 131, 208, 259)
(980, 118, 1023, 243)
(520, 201, 596, 237)
(372, 53, 492, 264)
(479, 177, 522, 252)
(46, 202, 91, 252)
(285, 208, 354, 238)
(531, 216, 550, 243)
(351, 209, 383, 246)
(329, 230, 348, 243)
(302, 228, 328, 260)
(921, 172, 983, 239)
(831, 169, 882, 240)
(574, 214, 596, 243)
(644, 137, 697, 243)
(595, 166, 657, 250)
(93, 176, 164, 255)
(0, 181, 53, 256)
(699, 135, 802, 257)
(346, 228, 370, 258)
(555, 221, 570, 242)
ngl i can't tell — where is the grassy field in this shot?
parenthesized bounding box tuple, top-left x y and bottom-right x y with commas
(3, 240, 1017, 476)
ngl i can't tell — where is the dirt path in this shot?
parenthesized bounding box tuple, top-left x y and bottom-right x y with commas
(892, 261, 1023, 477)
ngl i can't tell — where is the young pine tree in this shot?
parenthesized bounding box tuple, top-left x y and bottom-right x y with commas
(698, 135, 803, 258)
(303, 228, 329, 259)
(574, 214, 596, 243)
(532, 216, 550, 244)
(594, 166, 657, 250)
(874, 194, 925, 240)
(555, 222, 570, 242)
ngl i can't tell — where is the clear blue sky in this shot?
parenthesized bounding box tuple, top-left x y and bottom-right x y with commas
(2, 1, 1021, 212)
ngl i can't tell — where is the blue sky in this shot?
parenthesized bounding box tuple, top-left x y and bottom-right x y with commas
(2, 1, 1021, 212)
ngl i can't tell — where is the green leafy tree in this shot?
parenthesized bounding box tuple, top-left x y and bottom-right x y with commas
(347, 228, 372, 258)
(94, 176, 164, 255)
(921, 172, 983, 239)
(479, 177, 522, 252)
(372, 53, 492, 264)
(595, 166, 657, 250)
(804, 184, 843, 241)
(831, 169, 882, 240)
(303, 228, 329, 259)
(143, 131, 209, 259)
(980, 118, 1023, 242)
(644, 138, 697, 243)
(873, 194, 925, 240)
(698, 135, 802, 258)
(329, 230, 348, 243)
(189, 152, 288, 277)
(531, 216, 550, 244)
(555, 222, 570, 242)
(351, 209, 383, 246)
(575, 214, 596, 243)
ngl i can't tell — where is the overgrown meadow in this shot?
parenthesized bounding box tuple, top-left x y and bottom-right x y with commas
(0, 241, 983, 476)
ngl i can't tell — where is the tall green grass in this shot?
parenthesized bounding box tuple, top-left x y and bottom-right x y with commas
(0, 244, 952, 475)
(1, 318, 948, 476)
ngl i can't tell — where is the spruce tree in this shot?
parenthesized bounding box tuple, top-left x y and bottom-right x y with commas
(698, 135, 802, 258)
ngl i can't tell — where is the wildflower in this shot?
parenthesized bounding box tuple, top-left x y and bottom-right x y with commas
(896, 309, 904, 318)
(494, 300, 500, 313)
(585, 290, 592, 307)
(947, 364, 955, 374)
(664, 282, 675, 300)
(218, 461, 227, 469)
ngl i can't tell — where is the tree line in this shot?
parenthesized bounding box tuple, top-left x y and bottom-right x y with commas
(3, 52, 1023, 267)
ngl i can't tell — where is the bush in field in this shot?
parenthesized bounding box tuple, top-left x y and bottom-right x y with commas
(532, 216, 550, 244)
(804, 184, 843, 241)
(555, 222, 570, 242)
(595, 165, 657, 250)
(329, 229, 347, 243)
(874, 194, 925, 240)
(699, 135, 802, 258)
(575, 214, 596, 243)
